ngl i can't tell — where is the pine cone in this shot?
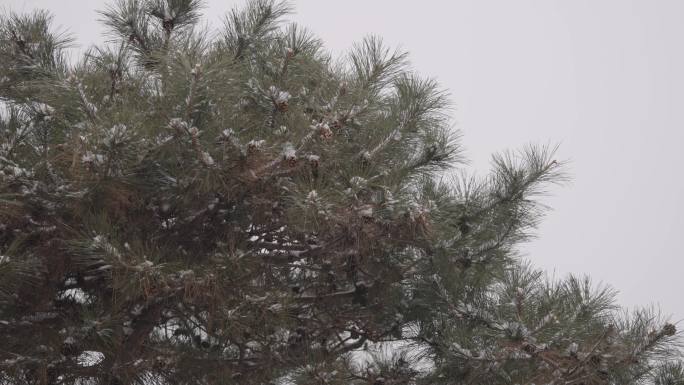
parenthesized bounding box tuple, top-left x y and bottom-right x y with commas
(339, 81, 347, 96)
(662, 323, 677, 336)
(162, 19, 175, 34)
(308, 155, 320, 169)
(319, 124, 333, 140)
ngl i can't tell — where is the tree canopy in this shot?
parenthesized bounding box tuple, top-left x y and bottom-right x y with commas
(0, 1, 681, 384)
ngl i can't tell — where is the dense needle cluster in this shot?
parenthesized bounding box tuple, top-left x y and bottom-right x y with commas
(0, 1, 681, 384)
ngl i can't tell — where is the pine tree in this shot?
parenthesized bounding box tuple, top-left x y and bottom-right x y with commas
(0, 1, 681, 384)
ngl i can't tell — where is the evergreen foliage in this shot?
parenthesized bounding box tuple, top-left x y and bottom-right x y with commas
(0, 1, 681, 384)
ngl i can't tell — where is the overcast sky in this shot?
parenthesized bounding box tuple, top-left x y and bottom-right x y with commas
(6, 0, 684, 321)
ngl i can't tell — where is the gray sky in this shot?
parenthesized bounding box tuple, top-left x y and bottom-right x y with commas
(6, 0, 684, 321)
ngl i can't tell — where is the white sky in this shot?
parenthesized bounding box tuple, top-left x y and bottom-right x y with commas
(5, 0, 684, 321)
